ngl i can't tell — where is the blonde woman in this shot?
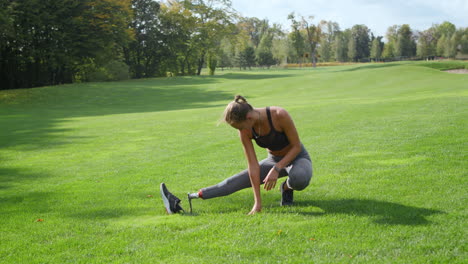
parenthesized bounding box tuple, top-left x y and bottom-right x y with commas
(161, 95, 312, 215)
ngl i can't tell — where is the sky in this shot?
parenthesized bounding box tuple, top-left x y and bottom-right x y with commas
(231, 0, 468, 37)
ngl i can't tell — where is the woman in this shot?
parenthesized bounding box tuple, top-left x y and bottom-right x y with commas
(161, 95, 312, 215)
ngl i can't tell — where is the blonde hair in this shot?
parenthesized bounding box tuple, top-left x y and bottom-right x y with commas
(222, 95, 253, 124)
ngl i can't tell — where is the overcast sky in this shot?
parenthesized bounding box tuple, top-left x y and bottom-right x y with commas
(231, 0, 468, 37)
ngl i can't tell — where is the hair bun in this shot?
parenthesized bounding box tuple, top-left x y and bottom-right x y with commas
(234, 95, 247, 104)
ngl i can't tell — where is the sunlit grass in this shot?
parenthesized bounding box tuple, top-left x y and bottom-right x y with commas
(0, 62, 466, 263)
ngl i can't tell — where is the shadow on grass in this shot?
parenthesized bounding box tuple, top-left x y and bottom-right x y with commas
(69, 207, 150, 220)
(0, 77, 233, 152)
(213, 73, 295, 80)
(0, 165, 52, 191)
(295, 199, 444, 226)
(334, 63, 402, 72)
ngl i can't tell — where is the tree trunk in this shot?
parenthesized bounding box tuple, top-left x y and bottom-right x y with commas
(197, 50, 206, 76)
(311, 47, 317, 68)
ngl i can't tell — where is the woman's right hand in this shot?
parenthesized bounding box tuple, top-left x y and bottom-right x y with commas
(248, 203, 262, 215)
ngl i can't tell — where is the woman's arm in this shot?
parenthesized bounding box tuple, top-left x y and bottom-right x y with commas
(274, 108, 302, 169)
(239, 129, 262, 214)
(263, 108, 302, 191)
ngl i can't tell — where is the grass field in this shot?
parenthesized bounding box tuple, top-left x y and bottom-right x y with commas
(0, 62, 467, 263)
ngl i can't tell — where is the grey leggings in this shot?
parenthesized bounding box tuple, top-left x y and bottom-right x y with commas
(201, 144, 312, 199)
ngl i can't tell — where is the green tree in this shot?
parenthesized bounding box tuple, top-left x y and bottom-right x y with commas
(271, 36, 290, 65)
(347, 35, 357, 61)
(218, 37, 235, 69)
(237, 17, 268, 49)
(158, 1, 199, 76)
(348, 25, 370, 61)
(459, 28, 468, 54)
(257, 51, 276, 68)
(382, 41, 395, 59)
(182, 0, 234, 75)
(417, 28, 437, 58)
(334, 30, 349, 62)
(287, 16, 305, 64)
(236, 46, 255, 69)
(446, 34, 458, 58)
(207, 52, 218, 75)
(288, 13, 321, 67)
(318, 21, 340, 62)
(370, 37, 383, 61)
(124, 0, 161, 78)
(394, 24, 416, 57)
(255, 23, 281, 67)
(1, 0, 133, 89)
(436, 35, 446, 57)
(434, 21, 456, 39)
(243, 46, 256, 69)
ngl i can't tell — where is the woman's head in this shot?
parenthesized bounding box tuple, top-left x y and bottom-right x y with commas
(223, 95, 254, 125)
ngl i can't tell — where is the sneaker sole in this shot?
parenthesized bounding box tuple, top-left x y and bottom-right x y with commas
(160, 183, 173, 214)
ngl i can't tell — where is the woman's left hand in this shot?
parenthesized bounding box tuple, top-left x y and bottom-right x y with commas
(263, 168, 279, 191)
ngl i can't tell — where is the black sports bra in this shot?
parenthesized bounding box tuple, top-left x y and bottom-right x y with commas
(252, 107, 290, 151)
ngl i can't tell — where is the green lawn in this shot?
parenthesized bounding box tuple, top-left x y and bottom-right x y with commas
(1, 62, 467, 263)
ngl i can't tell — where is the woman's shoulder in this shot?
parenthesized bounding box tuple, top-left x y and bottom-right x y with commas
(269, 106, 293, 130)
(269, 106, 290, 119)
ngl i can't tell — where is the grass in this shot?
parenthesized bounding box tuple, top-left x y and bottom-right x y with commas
(417, 60, 468, 71)
(0, 62, 467, 263)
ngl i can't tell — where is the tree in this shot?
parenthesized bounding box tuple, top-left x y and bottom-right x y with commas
(318, 21, 340, 62)
(459, 28, 468, 54)
(288, 13, 321, 67)
(445, 34, 458, 58)
(382, 41, 395, 59)
(207, 52, 218, 75)
(370, 37, 383, 61)
(158, 1, 199, 76)
(236, 46, 255, 69)
(124, 0, 162, 78)
(218, 37, 235, 69)
(243, 46, 256, 69)
(271, 36, 290, 65)
(237, 17, 268, 49)
(417, 28, 437, 58)
(255, 22, 281, 67)
(436, 35, 446, 57)
(434, 21, 456, 40)
(334, 30, 349, 62)
(347, 35, 357, 62)
(394, 24, 416, 57)
(182, 0, 234, 75)
(287, 16, 305, 64)
(257, 51, 276, 68)
(0, 0, 134, 89)
(348, 25, 370, 61)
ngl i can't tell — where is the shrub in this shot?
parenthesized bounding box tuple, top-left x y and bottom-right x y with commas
(75, 60, 130, 82)
(104, 60, 130, 81)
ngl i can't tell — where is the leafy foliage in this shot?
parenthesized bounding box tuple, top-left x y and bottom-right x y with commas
(0, 0, 133, 89)
(1, 1, 466, 90)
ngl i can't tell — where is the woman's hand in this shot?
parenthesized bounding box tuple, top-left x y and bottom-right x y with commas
(248, 202, 262, 215)
(263, 168, 279, 191)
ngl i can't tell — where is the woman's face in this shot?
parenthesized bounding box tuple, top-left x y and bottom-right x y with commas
(230, 116, 254, 131)
(230, 120, 249, 130)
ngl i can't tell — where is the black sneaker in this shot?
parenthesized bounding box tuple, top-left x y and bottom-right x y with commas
(160, 183, 184, 214)
(280, 181, 294, 206)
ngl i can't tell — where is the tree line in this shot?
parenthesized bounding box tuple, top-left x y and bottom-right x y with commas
(1, 0, 467, 90)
